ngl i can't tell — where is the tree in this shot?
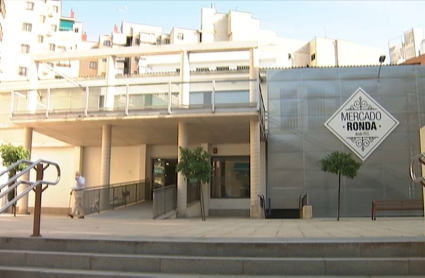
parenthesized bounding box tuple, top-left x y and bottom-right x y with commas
(176, 147, 211, 220)
(0, 144, 30, 202)
(176, 147, 211, 184)
(320, 151, 361, 221)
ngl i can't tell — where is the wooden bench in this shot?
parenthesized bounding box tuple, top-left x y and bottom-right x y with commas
(371, 200, 424, 220)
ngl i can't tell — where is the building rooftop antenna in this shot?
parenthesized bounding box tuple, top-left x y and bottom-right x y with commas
(118, 5, 127, 23)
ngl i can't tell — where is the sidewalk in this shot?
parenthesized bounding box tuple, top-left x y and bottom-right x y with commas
(0, 202, 424, 242)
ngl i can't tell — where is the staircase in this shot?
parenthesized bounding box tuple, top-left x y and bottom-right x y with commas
(0, 237, 424, 277)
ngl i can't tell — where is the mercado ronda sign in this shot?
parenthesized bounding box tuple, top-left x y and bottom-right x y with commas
(325, 87, 399, 161)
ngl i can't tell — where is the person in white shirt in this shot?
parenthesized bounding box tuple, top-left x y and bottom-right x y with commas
(68, 171, 85, 219)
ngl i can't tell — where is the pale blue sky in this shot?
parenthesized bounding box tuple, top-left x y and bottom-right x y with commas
(61, 1, 425, 50)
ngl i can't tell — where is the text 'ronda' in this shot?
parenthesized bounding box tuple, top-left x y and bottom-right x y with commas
(341, 111, 382, 131)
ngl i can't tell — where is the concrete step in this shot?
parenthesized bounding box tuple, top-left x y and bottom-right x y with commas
(2, 267, 423, 278)
(1, 237, 425, 258)
(0, 249, 424, 276)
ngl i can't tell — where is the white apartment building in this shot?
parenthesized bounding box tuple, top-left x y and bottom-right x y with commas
(90, 6, 386, 76)
(0, 0, 88, 81)
(389, 28, 425, 64)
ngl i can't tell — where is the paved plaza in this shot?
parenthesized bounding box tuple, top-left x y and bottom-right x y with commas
(0, 201, 424, 242)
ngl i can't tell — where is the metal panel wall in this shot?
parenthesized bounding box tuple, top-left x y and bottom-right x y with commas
(267, 66, 425, 217)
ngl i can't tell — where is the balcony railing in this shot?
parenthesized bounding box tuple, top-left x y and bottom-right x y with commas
(10, 79, 262, 119)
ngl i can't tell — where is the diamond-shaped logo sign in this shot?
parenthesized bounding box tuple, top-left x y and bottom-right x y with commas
(325, 87, 399, 161)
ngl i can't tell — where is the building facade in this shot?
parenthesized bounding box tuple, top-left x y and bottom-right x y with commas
(0, 1, 423, 218)
(266, 65, 425, 217)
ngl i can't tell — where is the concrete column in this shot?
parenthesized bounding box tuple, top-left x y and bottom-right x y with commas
(177, 122, 188, 217)
(105, 56, 116, 110)
(201, 143, 210, 217)
(250, 121, 262, 218)
(74, 146, 84, 175)
(249, 48, 259, 103)
(180, 51, 190, 106)
(17, 127, 33, 214)
(100, 124, 112, 210)
(138, 144, 147, 180)
(138, 144, 150, 200)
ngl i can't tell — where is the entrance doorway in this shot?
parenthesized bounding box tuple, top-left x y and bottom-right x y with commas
(152, 158, 178, 190)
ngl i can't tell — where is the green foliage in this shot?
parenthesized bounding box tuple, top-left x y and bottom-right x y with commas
(320, 151, 361, 179)
(176, 147, 211, 184)
(320, 151, 361, 221)
(0, 143, 30, 178)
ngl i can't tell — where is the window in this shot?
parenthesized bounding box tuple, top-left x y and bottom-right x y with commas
(236, 65, 249, 70)
(102, 58, 107, 62)
(50, 24, 57, 32)
(22, 23, 32, 32)
(211, 156, 250, 198)
(26, 2, 34, 10)
(177, 33, 184, 40)
(39, 15, 46, 23)
(20, 44, 30, 53)
(217, 66, 230, 71)
(18, 67, 28, 76)
(49, 43, 55, 51)
(89, 61, 97, 69)
(311, 53, 316, 61)
(74, 28, 79, 33)
(103, 40, 111, 46)
(37, 35, 44, 43)
(135, 38, 140, 45)
(52, 5, 59, 13)
(164, 38, 170, 44)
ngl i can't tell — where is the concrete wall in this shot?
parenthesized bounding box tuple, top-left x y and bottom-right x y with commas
(83, 145, 145, 187)
(28, 146, 75, 210)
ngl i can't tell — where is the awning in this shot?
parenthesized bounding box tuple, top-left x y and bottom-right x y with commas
(59, 20, 74, 31)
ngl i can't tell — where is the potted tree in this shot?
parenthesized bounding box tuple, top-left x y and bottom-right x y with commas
(0, 143, 30, 215)
(320, 151, 361, 221)
(176, 146, 211, 221)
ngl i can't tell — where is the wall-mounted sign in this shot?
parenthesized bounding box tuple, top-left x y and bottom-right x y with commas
(324, 87, 399, 161)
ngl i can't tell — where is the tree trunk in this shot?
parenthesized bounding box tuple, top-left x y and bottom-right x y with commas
(337, 173, 341, 221)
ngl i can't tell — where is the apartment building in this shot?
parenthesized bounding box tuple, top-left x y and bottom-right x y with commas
(389, 28, 425, 64)
(0, 0, 89, 81)
(89, 6, 386, 77)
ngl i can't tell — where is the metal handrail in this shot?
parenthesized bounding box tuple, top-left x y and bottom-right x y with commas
(84, 179, 145, 191)
(298, 192, 308, 218)
(0, 159, 61, 214)
(11, 78, 258, 92)
(410, 153, 425, 184)
(83, 179, 147, 215)
(258, 194, 266, 218)
(153, 184, 177, 218)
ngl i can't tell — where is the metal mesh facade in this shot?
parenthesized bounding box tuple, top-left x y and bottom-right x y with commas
(266, 66, 425, 217)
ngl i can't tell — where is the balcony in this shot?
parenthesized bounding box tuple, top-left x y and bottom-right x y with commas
(9, 79, 267, 139)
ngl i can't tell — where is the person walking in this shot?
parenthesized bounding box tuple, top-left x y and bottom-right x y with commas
(68, 171, 85, 219)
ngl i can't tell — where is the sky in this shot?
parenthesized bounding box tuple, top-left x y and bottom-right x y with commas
(61, 1, 425, 51)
